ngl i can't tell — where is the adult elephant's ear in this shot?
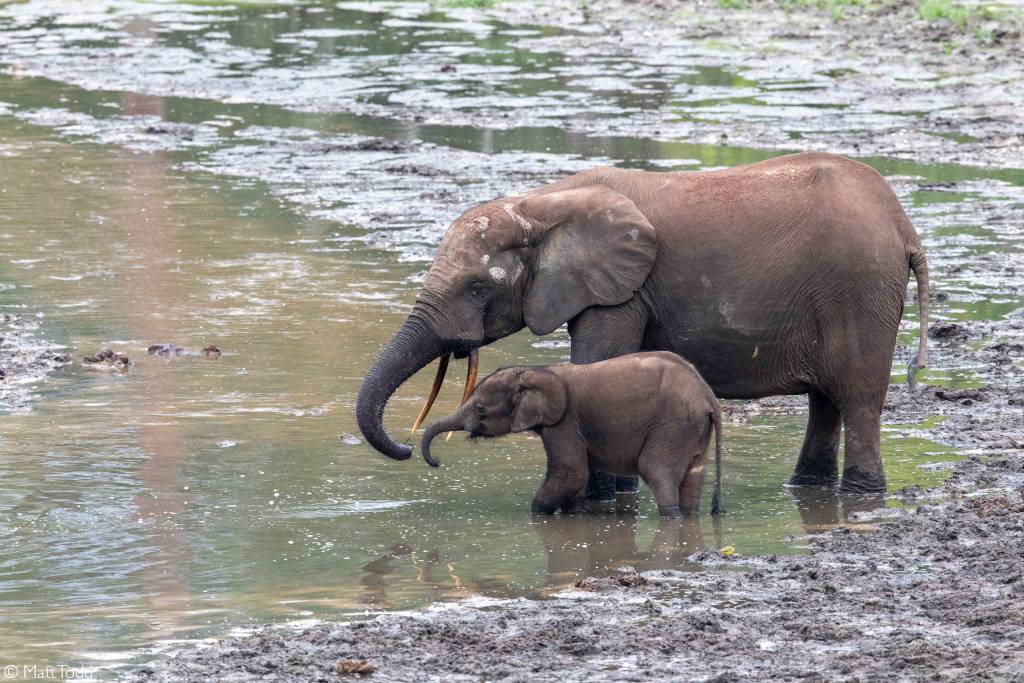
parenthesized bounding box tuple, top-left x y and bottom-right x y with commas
(518, 185, 657, 336)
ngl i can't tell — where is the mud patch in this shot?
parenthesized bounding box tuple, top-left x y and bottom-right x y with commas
(0, 313, 70, 413)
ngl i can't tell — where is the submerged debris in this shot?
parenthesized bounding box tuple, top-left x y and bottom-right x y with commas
(339, 433, 363, 446)
(147, 343, 187, 357)
(146, 343, 222, 359)
(82, 348, 131, 371)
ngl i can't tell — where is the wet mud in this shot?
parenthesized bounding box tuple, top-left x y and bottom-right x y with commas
(0, 0, 1021, 171)
(0, 313, 70, 412)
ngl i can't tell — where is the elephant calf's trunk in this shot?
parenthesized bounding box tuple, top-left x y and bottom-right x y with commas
(420, 410, 467, 468)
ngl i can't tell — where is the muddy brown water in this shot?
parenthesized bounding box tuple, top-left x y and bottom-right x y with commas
(0, 1, 1021, 677)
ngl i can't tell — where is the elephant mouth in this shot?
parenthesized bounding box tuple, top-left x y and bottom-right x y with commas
(409, 346, 479, 434)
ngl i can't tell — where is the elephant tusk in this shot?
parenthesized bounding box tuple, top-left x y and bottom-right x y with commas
(411, 354, 450, 434)
(446, 348, 479, 442)
(461, 347, 479, 404)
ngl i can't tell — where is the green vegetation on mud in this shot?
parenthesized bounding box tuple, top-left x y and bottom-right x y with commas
(709, 0, 1022, 43)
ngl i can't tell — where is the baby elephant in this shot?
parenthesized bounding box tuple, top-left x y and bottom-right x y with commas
(421, 352, 724, 518)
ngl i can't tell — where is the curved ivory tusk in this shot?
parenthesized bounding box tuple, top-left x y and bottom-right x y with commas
(446, 348, 479, 442)
(411, 354, 450, 434)
(461, 347, 479, 404)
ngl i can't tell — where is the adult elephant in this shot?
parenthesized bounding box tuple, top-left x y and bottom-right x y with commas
(356, 152, 929, 495)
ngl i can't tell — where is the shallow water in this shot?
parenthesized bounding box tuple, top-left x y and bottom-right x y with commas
(0, 0, 1021, 676)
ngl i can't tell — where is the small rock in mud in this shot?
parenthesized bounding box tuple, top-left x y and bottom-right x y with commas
(147, 343, 186, 357)
(384, 163, 444, 177)
(339, 433, 362, 446)
(574, 573, 648, 591)
(935, 388, 987, 403)
(201, 345, 222, 359)
(969, 496, 1024, 517)
(336, 659, 375, 675)
(616, 572, 648, 588)
(928, 322, 970, 341)
(346, 138, 405, 153)
(83, 348, 131, 371)
(893, 485, 929, 500)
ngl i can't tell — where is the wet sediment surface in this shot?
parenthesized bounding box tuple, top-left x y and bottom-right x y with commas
(125, 453, 1024, 683)
(0, 0, 1021, 677)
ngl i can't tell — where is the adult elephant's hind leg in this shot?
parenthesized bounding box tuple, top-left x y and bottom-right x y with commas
(839, 399, 886, 493)
(787, 389, 842, 487)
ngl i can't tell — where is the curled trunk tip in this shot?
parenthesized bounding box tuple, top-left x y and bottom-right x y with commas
(355, 314, 444, 460)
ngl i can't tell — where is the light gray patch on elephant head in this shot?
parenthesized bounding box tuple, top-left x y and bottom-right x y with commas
(488, 266, 509, 284)
(480, 254, 490, 266)
(502, 203, 531, 232)
(606, 209, 616, 223)
(628, 229, 640, 241)
(701, 275, 712, 288)
(468, 215, 490, 242)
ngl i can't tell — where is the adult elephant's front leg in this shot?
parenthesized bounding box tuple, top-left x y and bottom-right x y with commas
(787, 390, 842, 487)
(567, 300, 647, 502)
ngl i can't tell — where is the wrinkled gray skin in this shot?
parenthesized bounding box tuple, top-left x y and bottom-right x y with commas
(421, 353, 724, 518)
(357, 152, 929, 495)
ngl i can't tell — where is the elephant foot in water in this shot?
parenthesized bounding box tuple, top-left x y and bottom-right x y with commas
(786, 472, 839, 487)
(839, 468, 887, 494)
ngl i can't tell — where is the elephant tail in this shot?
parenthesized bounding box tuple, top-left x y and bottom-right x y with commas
(908, 248, 929, 392)
(710, 409, 725, 516)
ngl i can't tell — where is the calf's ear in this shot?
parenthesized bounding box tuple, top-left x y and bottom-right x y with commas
(511, 369, 567, 432)
(517, 185, 657, 336)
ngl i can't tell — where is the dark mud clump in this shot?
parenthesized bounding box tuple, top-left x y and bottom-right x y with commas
(147, 343, 187, 357)
(201, 345, 222, 360)
(82, 348, 131, 371)
(928, 321, 971, 341)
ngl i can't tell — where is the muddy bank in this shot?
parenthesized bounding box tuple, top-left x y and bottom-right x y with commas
(1, 0, 1021, 171)
(0, 313, 70, 412)
(125, 460, 1024, 682)
(488, 0, 1024, 170)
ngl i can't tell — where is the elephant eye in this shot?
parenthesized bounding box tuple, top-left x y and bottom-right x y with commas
(475, 404, 486, 417)
(470, 282, 489, 299)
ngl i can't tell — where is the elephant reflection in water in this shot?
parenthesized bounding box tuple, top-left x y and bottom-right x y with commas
(531, 510, 725, 587)
(359, 544, 413, 605)
(359, 544, 471, 606)
(788, 487, 889, 534)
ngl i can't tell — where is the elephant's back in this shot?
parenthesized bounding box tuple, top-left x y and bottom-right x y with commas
(580, 352, 717, 413)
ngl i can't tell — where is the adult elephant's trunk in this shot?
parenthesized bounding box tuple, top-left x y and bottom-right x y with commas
(356, 313, 445, 460)
(420, 405, 470, 467)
